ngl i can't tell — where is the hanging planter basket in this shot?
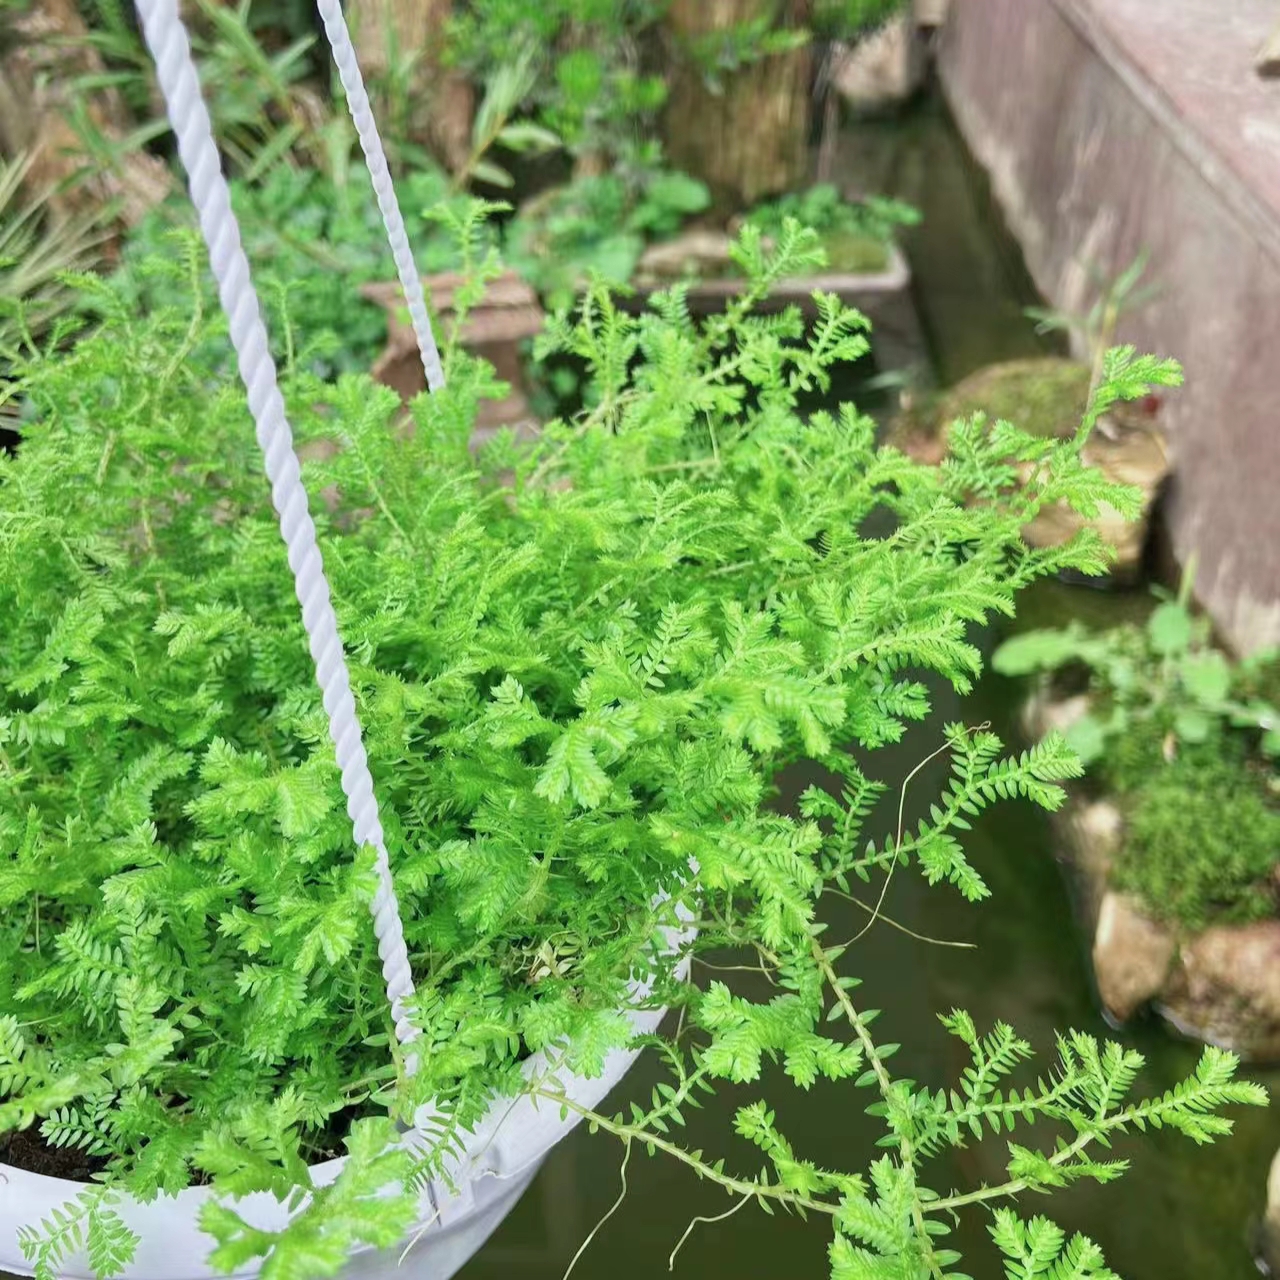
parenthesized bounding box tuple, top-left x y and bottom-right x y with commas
(0, 3, 688, 1276)
(0, 990, 680, 1280)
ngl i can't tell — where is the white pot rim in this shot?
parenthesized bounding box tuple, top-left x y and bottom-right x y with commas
(1, 918, 694, 1280)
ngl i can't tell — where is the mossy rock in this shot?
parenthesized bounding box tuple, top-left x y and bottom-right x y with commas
(1028, 689, 1280, 1059)
(888, 357, 1169, 581)
(819, 229, 891, 274)
(939, 356, 1091, 439)
(889, 357, 1091, 460)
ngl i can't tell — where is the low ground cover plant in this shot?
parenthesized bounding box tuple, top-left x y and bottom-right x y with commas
(504, 167, 712, 309)
(0, 216, 1263, 1280)
(994, 584, 1280, 928)
(116, 164, 478, 376)
(744, 185, 920, 274)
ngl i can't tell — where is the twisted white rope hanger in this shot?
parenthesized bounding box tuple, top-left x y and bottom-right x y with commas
(315, 0, 446, 394)
(130, 0, 437, 1060)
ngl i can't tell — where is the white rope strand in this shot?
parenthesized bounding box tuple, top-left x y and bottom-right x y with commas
(315, 0, 446, 393)
(132, 0, 419, 1055)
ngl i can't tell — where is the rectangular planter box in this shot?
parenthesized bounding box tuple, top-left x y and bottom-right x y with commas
(361, 271, 543, 446)
(626, 242, 924, 375)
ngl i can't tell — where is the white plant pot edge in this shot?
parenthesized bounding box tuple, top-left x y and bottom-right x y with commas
(1, 918, 694, 1280)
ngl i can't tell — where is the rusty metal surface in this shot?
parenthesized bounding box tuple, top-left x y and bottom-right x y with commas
(939, 0, 1280, 652)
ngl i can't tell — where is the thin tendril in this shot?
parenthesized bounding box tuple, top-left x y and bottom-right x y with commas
(668, 1193, 752, 1271)
(562, 1139, 632, 1280)
(825, 887, 976, 950)
(848, 722, 991, 947)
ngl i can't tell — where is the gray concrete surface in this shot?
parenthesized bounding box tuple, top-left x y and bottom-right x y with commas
(940, 0, 1280, 652)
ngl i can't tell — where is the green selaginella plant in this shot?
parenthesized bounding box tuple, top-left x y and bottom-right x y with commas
(0, 212, 1264, 1280)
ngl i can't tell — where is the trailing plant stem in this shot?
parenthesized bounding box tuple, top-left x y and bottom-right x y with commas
(813, 940, 946, 1280)
(532, 1085, 838, 1218)
(930, 1132, 1097, 1213)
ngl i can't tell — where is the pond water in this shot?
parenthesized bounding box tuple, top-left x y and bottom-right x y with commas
(458, 91, 1280, 1280)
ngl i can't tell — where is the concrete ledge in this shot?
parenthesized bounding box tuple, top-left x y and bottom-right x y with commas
(939, 0, 1280, 651)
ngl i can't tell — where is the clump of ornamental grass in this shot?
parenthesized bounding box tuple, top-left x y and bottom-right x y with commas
(0, 213, 1263, 1280)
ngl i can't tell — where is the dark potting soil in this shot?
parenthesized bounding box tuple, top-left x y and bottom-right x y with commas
(0, 1102, 373, 1187)
(297, 1104, 378, 1167)
(1, 1126, 111, 1182)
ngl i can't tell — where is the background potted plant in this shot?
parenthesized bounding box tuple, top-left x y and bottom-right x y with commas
(502, 167, 713, 313)
(115, 163, 475, 378)
(629, 182, 917, 321)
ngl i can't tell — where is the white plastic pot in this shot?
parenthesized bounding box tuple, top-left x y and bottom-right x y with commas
(1, 943, 690, 1280)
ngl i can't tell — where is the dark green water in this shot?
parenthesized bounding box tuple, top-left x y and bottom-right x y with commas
(459, 95, 1279, 1280)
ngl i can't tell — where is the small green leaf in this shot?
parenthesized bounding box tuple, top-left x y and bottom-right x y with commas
(992, 626, 1088, 676)
(1174, 707, 1212, 744)
(470, 158, 515, 188)
(1148, 602, 1192, 655)
(1180, 651, 1230, 705)
(496, 122, 562, 154)
(1064, 714, 1107, 765)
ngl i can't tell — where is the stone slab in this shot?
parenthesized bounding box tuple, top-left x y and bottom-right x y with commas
(939, 0, 1280, 651)
(915, 0, 950, 25)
